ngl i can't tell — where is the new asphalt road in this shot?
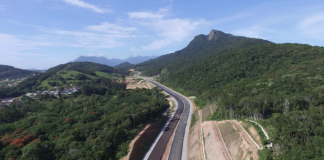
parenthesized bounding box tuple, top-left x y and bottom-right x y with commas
(146, 81, 191, 160)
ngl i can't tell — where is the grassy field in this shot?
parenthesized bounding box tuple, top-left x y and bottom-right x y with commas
(58, 70, 81, 78)
(37, 70, 125, 89)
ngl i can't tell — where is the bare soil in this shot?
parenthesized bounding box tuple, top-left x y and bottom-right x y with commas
(238, 121, 263, 147)
(126, 84, 149, 89)
(217, 120, 259, 160)
(202, 121, 231, 160)
(201, 106, 211, 122)
(188, 97, 197, 111)
(137, 80, 144, 84)
(123, 116, 169, 160)
(125, 76, 153, 90)
(126, 77, 150, 89)
(120, 125, 151, 160)
(165, 97, 174, 115)
(187, 118, 203, 160)
(210, 104, 217, 114)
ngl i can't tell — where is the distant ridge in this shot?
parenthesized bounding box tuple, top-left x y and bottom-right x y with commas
(0, 65, 38, 80)
(137, 29, 272, 76)
(73, 55, 158, 66)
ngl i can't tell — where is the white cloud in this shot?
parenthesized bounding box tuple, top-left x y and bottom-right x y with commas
(5, 19, 137, 52)
(232, 25, 276, 39)
(298, 13, 324, 38)
(128, 10, 166, 19)
(83, 53, 105, 57)
(40, 29, 122, 49)
(0, 33, 54, 55)
(62, 0, 111, 14)
(0, 33, 55, 70)
(86, 22, 137, 36)
(128, 8, 206, 51)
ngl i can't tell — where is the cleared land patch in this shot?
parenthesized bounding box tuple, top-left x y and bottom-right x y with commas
(202, 121, 231, 160)
(187, 119, 203, 160)
(126, 77, 150, 89)
(238, 120, 263, 147)
(217, 120, 259, 160)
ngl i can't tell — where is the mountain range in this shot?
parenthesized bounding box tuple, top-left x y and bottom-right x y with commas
(73, 55, 158, 66)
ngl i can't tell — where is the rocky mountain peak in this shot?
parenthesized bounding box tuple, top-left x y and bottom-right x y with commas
(207, 29, 224, 41)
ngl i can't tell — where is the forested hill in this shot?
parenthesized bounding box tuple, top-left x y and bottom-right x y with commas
(0, 65, 38, 80)
(0, 79, 169, 159)
(136, 29, 272, 76)
(114, 62, 135, 73)
(46, 62, 121, 74)
(0, 62, 126, 98)
(138, 30, 324, 159)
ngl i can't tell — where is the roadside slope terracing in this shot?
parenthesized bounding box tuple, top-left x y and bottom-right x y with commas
(187, 118, 203, 160)
(126, 77, 150, 89)
(217, 120, 259, 160)
(202, 121, 231, 160)
(238, 120, 263, 147)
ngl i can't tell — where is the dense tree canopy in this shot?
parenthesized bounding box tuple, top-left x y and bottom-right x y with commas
(0, 78, 169, 160)
(137, 31, 324, 159)
(0, 65, 38, 80)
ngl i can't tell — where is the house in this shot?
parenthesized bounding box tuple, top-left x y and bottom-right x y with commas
(26, 93, 37, 97)
(0, 102, 11, 106)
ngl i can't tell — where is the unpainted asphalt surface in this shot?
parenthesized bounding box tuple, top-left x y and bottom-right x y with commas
(147, 81, 190, 160)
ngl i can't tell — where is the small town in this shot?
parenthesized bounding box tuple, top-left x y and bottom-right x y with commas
(0, 87, 79, 107)
(0, 77, 29, 88)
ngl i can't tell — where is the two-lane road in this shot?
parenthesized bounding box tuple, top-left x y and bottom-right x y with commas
(145, 80, 192, 160)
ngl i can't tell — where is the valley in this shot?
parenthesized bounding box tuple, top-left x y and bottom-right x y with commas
(2, 0, 324, 159)
(1, 29, 324, 160)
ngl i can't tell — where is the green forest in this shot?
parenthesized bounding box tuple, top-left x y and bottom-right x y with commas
(0, 78, 169, 159)
(137, 31, 324, 159)
(0, 65, 38, 80)
(0, 62, 169, 159)
(0, 62, 126, 99)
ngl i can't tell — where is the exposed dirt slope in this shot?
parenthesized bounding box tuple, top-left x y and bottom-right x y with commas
(217, 120, 259, 160)
(238, 121, 262, 147)
(126, 77, 150, 89)
(120, 125, 150, 160)
(187, 122, 203, 160)
(202, 121, 231, 160)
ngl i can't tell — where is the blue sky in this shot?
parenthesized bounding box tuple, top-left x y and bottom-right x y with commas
(1, 0, 324, 69)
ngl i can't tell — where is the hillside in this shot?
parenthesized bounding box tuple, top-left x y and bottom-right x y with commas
(115, 62, 134, 68)
(114, 62, 135, 73)
(136, 30, 272, 76)
(0, 65, 38, 80)
(137, 30, 324, 159)
(0, 77, 168, 159)
(0, 62, 126, 98)
(73, 55, 158, 66)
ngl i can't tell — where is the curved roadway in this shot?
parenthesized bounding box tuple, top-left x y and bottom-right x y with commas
(145, 80, 191, 160)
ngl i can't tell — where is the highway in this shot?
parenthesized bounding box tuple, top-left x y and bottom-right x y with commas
(139, 74, 191, 160)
